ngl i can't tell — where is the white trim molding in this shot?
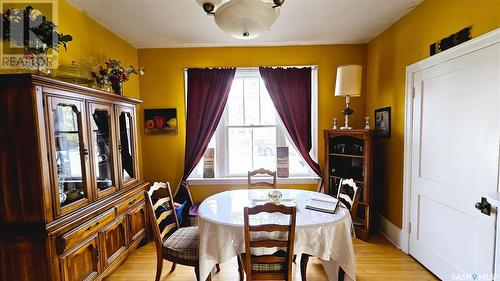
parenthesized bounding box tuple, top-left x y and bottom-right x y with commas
(187, 176, 321, 186)
(402, 28, 500, 255)
(378, 215, 402, 249)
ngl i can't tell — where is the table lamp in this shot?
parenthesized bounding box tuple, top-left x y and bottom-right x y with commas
(334, 65, 362, 129)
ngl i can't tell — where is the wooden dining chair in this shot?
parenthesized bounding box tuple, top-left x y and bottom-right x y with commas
(248, 168, 277, 189)
(238, 203, 297, 281)
(145, 182, 211, 281)
(300, 178, 360, 281)
(336, 178, 361, 218)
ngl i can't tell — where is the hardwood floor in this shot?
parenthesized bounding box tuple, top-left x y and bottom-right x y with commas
(105, 235, 438, 281)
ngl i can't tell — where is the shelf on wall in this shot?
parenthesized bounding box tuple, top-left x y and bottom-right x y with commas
(329, 175, 364, 185)
(329, 153, 364, 159)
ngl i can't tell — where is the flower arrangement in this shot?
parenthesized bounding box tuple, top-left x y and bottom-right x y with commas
(1, 6, 72, 54)
(88, 58, 144, 95)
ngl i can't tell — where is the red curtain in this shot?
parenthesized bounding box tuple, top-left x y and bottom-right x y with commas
(181, 68, 236, 183)
(259, 67, 322, 178)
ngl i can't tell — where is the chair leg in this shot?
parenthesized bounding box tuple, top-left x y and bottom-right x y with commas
(338, 267, 345, 281)
(170, 262, 176, 272)
(154, 257, 163, 281)
(300, 254, 310, 281)
(194, 265, 212, 281)
(194, 265, 200, 281)
(237, 255, 244, 281)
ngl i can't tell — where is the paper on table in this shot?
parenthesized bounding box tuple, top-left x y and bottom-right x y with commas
(306, 197, 341, 214)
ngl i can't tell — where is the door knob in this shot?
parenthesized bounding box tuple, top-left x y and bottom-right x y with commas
(475, 197, 491, 216)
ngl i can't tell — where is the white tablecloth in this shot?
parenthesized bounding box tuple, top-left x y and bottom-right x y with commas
(198, 189, 356, 281)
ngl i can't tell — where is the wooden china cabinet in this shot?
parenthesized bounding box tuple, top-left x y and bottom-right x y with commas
(0, 74, 149, 281)
(323, 129, 374, 241)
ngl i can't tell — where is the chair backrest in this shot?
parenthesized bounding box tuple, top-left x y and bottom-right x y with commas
(144, 182, 180, 252)
(337, 179, 361, 218)
(248, 168, 277, 189)
(244, 203, 296, 281)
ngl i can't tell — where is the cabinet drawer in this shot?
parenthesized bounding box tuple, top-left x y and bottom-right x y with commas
(57, 208, 115, 254)
(116, 191, 144, 215)
(128, 201, 147, 247)
(60, 233, 101, 281)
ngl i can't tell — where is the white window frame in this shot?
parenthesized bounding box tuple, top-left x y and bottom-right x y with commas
(186, 66, 319, 184)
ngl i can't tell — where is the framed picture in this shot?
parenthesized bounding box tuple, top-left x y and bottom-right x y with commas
(375, 107, 391, 138)
(144, 108, 178, 135)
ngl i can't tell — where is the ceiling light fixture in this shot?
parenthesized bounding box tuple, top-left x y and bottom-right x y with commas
(196, 0, 285, 40)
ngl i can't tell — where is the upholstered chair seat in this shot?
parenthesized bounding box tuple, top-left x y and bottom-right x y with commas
(163, 226, 199, 261)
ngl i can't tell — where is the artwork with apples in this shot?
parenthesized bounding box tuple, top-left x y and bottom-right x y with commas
(144, 108, 178, 135)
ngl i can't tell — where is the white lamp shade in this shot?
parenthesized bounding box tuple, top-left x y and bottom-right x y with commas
(214, 0, 279, 40)
(334, 65, 362, 97)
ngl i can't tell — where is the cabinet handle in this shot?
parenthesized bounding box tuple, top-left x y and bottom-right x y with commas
(83, 146, 89, 161)
(128, 199, 136, 206)
(118, 144, 122, 151)
(86, 221, 100, 231)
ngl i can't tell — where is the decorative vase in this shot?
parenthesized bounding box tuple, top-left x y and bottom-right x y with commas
(111, 80, 123, 96)
(96, 77, 106, 89)
(23, 50, 52, 76)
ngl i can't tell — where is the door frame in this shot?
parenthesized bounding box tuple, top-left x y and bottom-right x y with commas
(402, 28, 500, 255)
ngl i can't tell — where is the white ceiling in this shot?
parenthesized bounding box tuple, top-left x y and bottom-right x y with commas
(66, 0, 422, 48)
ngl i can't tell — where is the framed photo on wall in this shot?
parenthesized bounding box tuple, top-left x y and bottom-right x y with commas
(144, 108, 178, 135)
(375, 107, 391, 138)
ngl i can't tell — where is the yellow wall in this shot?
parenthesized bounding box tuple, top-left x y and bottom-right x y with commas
(1, 0, 140, 99)
(138, 45, 367, 195)
(57, 0, 140, 100)
(366, 0, 500, 227)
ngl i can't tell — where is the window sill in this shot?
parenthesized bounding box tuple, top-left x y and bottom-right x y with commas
(187, 176, 321, 186)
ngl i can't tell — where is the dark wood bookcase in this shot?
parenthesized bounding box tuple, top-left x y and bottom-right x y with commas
(323, 129, 374, 241)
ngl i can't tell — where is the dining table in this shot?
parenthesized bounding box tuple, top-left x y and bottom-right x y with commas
(197, 189, 356, 281)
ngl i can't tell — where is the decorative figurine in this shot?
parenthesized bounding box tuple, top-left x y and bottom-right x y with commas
(333, 118, 338, 129)
(364, 117, 371, 129)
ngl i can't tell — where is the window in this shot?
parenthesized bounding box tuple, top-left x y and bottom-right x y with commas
(189, 68, 318, 179)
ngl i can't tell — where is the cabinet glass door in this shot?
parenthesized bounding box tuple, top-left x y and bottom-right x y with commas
(48, 97, 91, 215)
(118, 108, 137, 186)
(90, 104, 117, 198)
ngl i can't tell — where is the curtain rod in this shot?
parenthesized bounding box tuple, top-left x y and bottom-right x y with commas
(180, 65, 319, 71)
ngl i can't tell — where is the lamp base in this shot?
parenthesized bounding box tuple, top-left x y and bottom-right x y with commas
(341, 97, 354, 130)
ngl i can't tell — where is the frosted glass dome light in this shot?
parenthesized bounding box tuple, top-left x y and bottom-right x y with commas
(197, 0, 284, 40)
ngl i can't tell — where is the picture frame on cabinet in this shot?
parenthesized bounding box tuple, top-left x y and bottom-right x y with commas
(375, 107, 391, 138)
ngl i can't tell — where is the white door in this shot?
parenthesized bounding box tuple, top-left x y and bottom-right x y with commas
(410, 42, 500, 280)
